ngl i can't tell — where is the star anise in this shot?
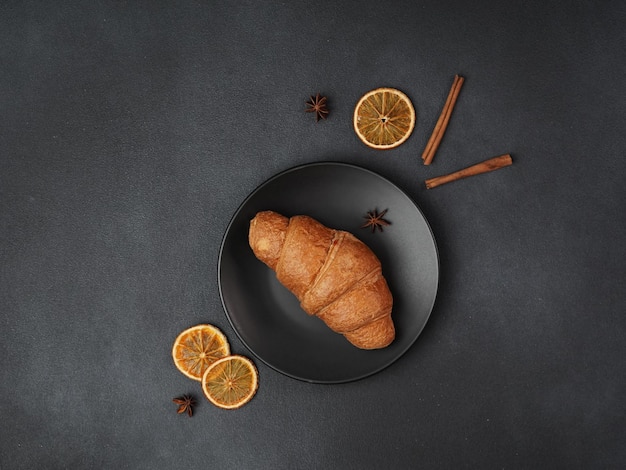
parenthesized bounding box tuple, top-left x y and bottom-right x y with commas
(305, 93, 329, 122)
(361, 209, 391, 233)
(173, 395, 195, 417)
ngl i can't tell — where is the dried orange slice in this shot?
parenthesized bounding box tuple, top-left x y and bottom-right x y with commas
(201, 355, 258, 409)
(172, 324, 230, 381)
(353, 87, 416, 149)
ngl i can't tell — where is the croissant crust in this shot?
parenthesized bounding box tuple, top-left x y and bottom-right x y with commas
(249, 210, 394, 349)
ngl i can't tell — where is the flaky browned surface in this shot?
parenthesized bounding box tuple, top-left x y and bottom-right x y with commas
(276, 215, 335, 301)
(248, 211, 289, 271)
(248, 210, 394, 349)
(344, 314, 395, 350)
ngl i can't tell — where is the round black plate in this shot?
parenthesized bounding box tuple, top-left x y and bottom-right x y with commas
(218, 162, 439, 383)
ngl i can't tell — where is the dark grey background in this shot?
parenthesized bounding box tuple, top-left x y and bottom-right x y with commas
(1, 1, 624, 469)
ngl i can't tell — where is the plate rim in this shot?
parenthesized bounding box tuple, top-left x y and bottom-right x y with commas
(217, 161, 439, 383)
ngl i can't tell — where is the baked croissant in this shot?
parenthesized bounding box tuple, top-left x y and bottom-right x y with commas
(248, 210, 394, 349)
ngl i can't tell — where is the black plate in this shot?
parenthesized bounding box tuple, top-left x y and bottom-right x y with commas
(218, 162, 439, 383)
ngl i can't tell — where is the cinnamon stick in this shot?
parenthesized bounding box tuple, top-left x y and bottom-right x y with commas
(422, 74, 465, 165)
(425, 154, 513, 189)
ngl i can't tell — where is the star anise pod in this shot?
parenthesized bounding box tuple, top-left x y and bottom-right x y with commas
(305, 93, 329, 122)
(361, 209, 391, 233)
(173, 395, 195, 417)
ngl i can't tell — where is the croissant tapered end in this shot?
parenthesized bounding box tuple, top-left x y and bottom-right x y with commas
(344, 314, 395, 349)
(249, 211, 289, 270)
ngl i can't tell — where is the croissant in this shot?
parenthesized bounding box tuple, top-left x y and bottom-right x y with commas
(248, 210, 394, 349)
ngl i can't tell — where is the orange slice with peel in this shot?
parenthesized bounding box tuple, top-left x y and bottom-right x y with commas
(172, 324, 230, 381)
(353, 87, 416, 149)
(201, 355, 258, 409)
